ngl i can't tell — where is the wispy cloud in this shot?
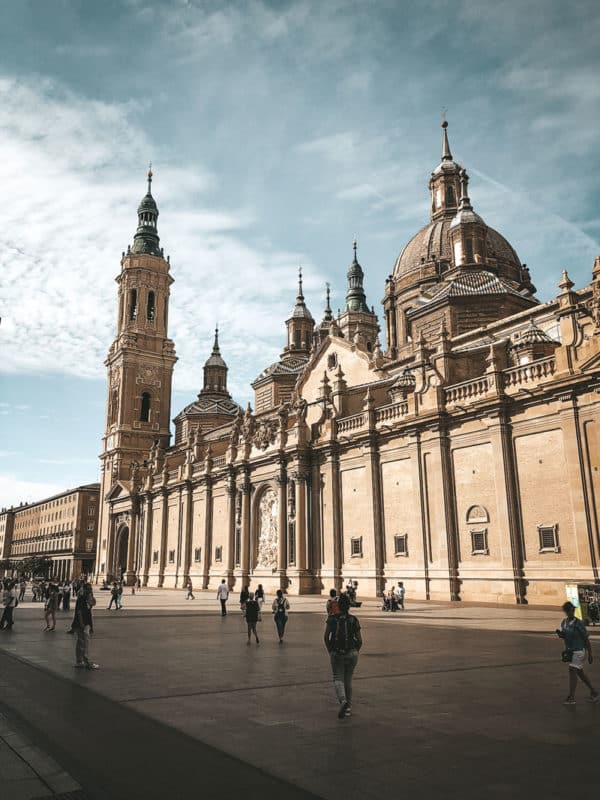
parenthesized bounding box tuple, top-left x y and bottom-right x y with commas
(0, 474, 65, 508)
(0, 75, 323, 399)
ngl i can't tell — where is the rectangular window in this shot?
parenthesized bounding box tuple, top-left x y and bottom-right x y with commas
(538, 524, 559, 553)
(350, 536, 363, 558)
(215, 546, 223, 563)
(88, 507, 95, 517)
(470, 529, 489, 555)
(394, 534, 408, 557)
(100, 562, 105, 573)
(85, 538, 94, 552)
(168, 549, 175, 564)
(194, 547, 201, 562)
(152, 550, 159, 564)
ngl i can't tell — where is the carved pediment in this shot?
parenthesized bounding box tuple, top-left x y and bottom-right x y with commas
(105, 481, 131, 501)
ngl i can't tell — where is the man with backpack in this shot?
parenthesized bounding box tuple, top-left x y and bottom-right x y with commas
(324, 593, 362, 719)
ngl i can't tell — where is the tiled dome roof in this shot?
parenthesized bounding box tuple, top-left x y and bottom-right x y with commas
(392, 217, 522, 282)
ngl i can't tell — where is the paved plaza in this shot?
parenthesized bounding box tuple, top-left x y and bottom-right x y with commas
(0, 589, 598, 799)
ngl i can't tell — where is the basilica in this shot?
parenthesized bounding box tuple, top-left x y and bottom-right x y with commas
(95, 123, 600, 605)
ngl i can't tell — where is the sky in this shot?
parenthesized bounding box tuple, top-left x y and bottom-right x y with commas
(0, 0, 599, 508)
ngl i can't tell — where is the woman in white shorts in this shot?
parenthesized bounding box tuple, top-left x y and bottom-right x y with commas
(557, 601, 598, 705)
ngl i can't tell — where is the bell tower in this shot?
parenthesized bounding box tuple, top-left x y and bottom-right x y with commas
(101, 168, 177, 488)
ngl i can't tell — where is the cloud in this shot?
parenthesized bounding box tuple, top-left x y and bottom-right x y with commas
(0, 75, 324, 398)
(0, 474, 65, 509)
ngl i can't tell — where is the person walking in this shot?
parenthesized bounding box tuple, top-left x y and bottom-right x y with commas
(73, 582, 99, 670)
(395, 581, 405, 610)
(44, 584, 59, 631)
(116, 581, 124, 610)
(326, 588, 340, 616)
(324, 593, 362, 719)
(62, 582, 71, 612)
(244, 591, 260, 645)
(0, 581, 18, 630)
(186, 578, 195, 600)
(18, 579, 27, 603)
(557, 601, 598, 705)
(255, 584, 265, 611)
(272, 589, 290, 643)
(217, 579, 229, 616)
(107, 582, 119, 610)
(239, 585, 249, 616)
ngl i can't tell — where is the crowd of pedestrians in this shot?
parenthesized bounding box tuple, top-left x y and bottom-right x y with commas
(3, 572, 599, 717)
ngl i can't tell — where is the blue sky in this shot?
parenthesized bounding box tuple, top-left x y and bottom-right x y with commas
(1, 0, 599, 507)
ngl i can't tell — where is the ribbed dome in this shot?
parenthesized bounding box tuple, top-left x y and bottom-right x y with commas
(392, 217, 522, 282)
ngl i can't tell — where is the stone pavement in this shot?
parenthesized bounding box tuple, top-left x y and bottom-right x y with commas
(0, 709, 83, 799)
(0, 588, 598, 799)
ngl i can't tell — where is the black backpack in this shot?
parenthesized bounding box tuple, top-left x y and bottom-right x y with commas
(332, 614, 357, 653)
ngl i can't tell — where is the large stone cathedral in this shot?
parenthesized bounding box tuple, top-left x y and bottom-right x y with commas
(96, 124, 600, 605)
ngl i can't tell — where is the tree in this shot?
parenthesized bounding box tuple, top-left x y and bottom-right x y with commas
(20, 556, 52, 578)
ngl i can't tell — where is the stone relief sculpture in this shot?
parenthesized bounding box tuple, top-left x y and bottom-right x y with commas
(256, 489, 278, 570)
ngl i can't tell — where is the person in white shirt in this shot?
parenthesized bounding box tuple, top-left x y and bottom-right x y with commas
(0, 581, 18, 630)
(216, 579, 229, 616)
(395, 582, 405, 610)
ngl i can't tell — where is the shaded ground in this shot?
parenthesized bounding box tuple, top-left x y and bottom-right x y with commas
(0, 591, 598, 799)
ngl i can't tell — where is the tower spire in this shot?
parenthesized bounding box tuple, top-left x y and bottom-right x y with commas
(297, 265, 304, 302)
(441, 115, 452, 161)
(212, 324, 220, 354)
(324, 282, 333, 321)
(132, 167, 161, 256)
(458, 168, 473, 211)
(345, 239, 370, 313)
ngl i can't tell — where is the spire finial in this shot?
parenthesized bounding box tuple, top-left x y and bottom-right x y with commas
(147, 162, 153, 193)
(297, 265, 304, 301)
(324, 281, 333, 321)
(212, 323, 220, 354)
(441, 112, 452, 161)
(458, 168, 473, 211)
(353, 238, 357, 260)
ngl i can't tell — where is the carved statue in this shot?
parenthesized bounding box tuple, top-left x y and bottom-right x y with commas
(242, 404, 255, 441)
(256, 490, 279, 570)
(229, 409, 243, 446)
(252, 418, 279, 450)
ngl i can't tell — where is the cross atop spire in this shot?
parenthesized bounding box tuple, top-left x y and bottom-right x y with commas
(297, 265, 304, 302)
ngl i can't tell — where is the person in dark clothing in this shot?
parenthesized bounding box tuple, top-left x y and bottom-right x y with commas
(244, 592, 260, 645)
(62, 583, 71, 612)
(73, 583, 98, 670)
(324, 593, 362, 719)
(271, 589, 290, 643)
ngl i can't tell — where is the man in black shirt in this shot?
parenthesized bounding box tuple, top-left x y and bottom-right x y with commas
(73, 582, 98, 670)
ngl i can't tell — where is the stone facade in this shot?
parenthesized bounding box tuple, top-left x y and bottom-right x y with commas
(0, 484, 100, 579)
(96, 129, 600, 605)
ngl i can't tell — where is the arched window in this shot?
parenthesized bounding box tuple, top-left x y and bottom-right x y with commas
(465, 238, 474, 263)
(295, 330, 301, 348)
(129, 288, 138, 320)
(147, 291, 155, 321)
(140, 392, 151, 422)
(445, 185, 456, 207)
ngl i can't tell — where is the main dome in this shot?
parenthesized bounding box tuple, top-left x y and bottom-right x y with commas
(393, 217, 522, 282)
